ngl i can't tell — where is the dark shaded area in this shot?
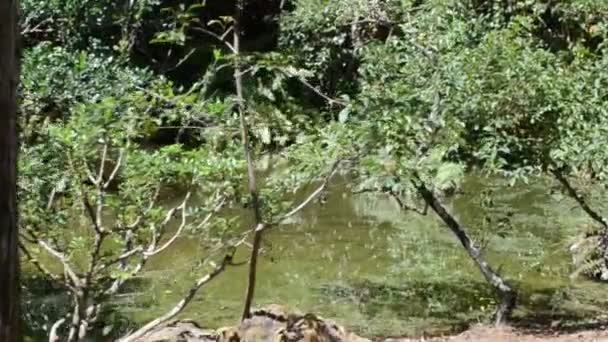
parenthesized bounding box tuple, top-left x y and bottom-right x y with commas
(317, 279, 497, 320)
(21, 274, 145, 341)
(318, 279, 608, 337)
(21, 274, 70, 340)
(470, 0, 604, 55)
(0, 0, 20, 339)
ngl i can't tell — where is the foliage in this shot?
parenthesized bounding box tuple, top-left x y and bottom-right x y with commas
(20, 44, 154, 134)
(19, 91, 246, 339)
(17, 0, 608, 338)
(20, 0, 161, 51)
(569, 224, 608, 281)
(279, 0, 404, 98)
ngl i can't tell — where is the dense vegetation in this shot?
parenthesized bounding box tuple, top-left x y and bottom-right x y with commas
(12, 0, 608, 340)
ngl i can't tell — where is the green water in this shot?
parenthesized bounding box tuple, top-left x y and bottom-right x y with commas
(115, 175, 608, 338)
(24, 175, 608, 340)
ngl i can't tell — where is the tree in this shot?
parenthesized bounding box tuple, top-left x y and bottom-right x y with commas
(0, 0, 20, 340)
(329, 0, 520, 324)
(162, 0, 346, 320)
(19, 80, 247, 341)
(17, 2, 343, 338)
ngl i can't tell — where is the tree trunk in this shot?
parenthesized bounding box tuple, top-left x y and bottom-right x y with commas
(551, 168, 608, 280)
(415, 181, 516, 325)
(0, 0, 21, 340)
(233, 0, 265, 321)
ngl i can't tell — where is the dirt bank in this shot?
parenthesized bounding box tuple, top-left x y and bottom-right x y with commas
(390, 325, 608, 342)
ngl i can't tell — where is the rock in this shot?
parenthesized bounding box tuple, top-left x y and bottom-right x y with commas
(220, 306, 371, 342)
(139, 320, 218, 342)
(135, 305, 369, 342)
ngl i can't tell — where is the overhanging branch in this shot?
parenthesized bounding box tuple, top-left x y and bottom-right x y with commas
(551, 168, 608, 229)
(274, 159, 342, 225)
(118, 253, 236, 342)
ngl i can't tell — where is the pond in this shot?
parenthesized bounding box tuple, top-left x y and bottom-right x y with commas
(23, 174, 608, 340)
(118, 175, 608, 338)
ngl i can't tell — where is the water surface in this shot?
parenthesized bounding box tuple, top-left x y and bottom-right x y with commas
(118, 175, 608, 337)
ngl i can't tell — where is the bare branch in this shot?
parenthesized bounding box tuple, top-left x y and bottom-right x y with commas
(143, 195, 192, 257)
(64, 143, 105, 236)
(46, 178, 66, 211)
(19, 231, 36, 244)
(86, 228, 106, 279)
(118, 254, 233, 342)
(48, 318, 66, 342)
(190, 26, 236, 53)
(97, 246, 143, 273)
(69, 143, 103, 235)
(103, 192, 192, 296)
(150, 192, 191, 251)
(81, 193, 102, 234)
(275, 160, 341, 225)
(144, 195, 226, 257)
(220, 26, 234, 41)
(95, 190, 104, 233)
(20, 242, 69, 289)
(21, 17, 54, 35)
(236, 66, 255, 78)
(290, 74, 347, 107)
(193, 196, 227, 230)
(163, 48, 197, 73)
(37, 240, 81, 288)
(67, 297, 81, 342)
(83, 148, 111, 292)
(97, 142, 109, 184)
(412, 176, 516, 325)
(103, 147, 125, 189)
(229, 1, 266, 319)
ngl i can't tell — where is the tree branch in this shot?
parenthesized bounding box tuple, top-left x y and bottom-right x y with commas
(126, 184, 161, 230)
(97, 246, 143, 273)
(150, 192, 191, 251)
(118, 254, 234, 342)
(103, 147, 125, 190)
(352, 186, 428, 215)
(48, 318, 66, 342)
(21, 17, 54, 35)
(144, 193, 199, 257)
(413, 177, 516, 325)
(274, 160, 341, 225)
(288, 73, 347, 107)
(20, 242, 69, 290)
(37, 240, 81, 288)
(189, 26, 236, 53)
(551, 168, 608, 229)
(103, 192, 192, 296)
(230, 0, 265, 320)
(387, 189, 428, 215)
(97, 142, 109, 185)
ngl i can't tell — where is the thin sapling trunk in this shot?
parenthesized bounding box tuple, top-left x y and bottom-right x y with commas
(232, 0, 265, 320)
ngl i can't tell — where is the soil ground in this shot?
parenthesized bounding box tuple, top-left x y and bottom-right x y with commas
(386, 325, 608, 341)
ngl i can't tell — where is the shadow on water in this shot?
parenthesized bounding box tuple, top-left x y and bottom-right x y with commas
(22, 273, 146, 341)
(318, 277, 608, 337)
(317, 279, 496, 321)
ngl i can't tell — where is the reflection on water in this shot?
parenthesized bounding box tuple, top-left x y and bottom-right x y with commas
(25, 175, 608, 338)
